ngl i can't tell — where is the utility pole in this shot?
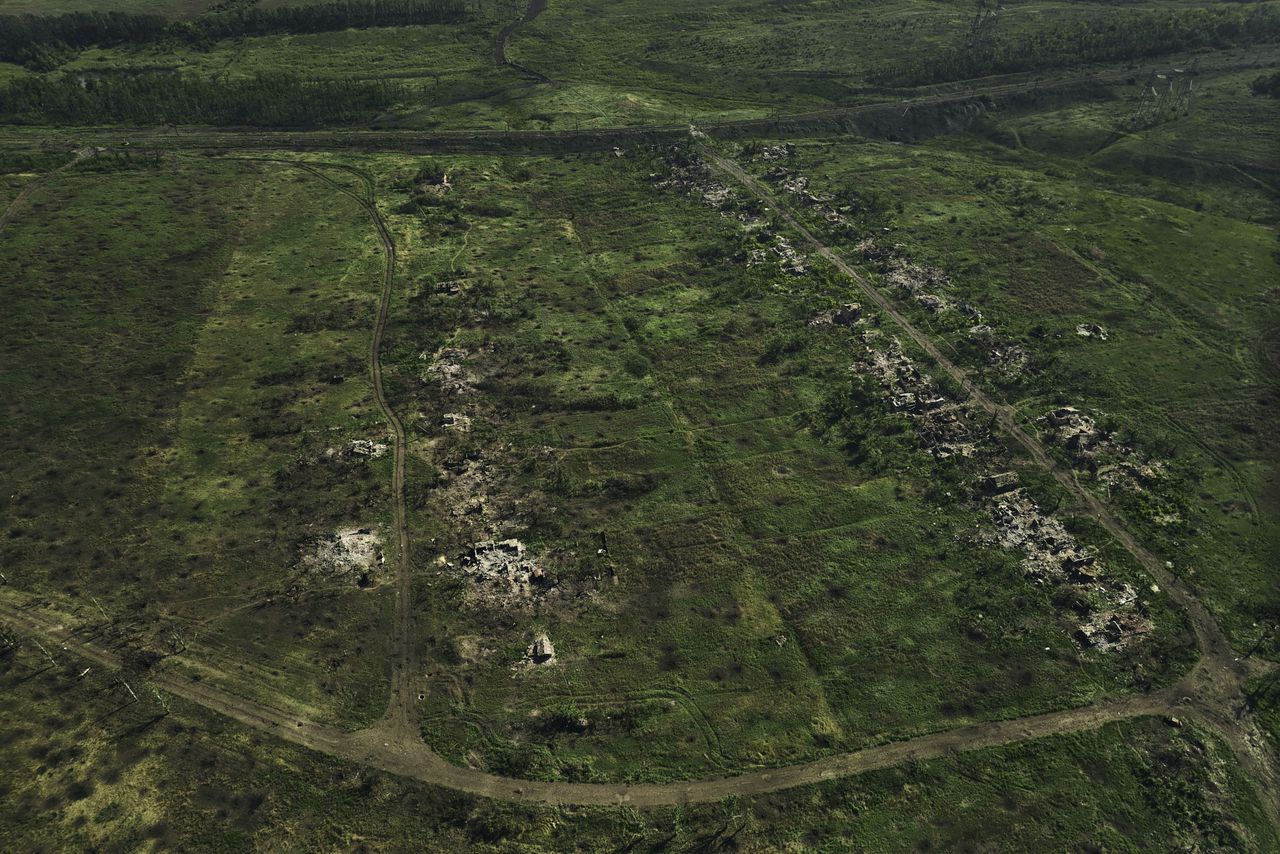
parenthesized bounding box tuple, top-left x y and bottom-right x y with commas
(967, 0, 1002, 52)
(1129, 61, 1197, 129)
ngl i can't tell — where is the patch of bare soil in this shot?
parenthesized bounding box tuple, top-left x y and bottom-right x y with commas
(300, 527, 384, 588)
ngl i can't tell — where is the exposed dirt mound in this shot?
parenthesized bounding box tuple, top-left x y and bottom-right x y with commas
(301, 527, 384, 587)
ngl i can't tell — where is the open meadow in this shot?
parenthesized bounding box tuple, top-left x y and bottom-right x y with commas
(1, 0, 1278, 849)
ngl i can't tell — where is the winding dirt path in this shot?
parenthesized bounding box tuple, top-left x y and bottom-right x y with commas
(2, 149, 1277, 821)
(494, 0, 552, 84)
(0, 597, 1233, 807)
(207, 156, 418, 735)
(290, 162, 419, 736)
(0, 149, 91, 236)
(703, 150, 1280, 823)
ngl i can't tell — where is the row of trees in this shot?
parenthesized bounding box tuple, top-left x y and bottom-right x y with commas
(874, 5, 1280, 86)
(0, 72, 406, 126)
(0, 0, 468, 67)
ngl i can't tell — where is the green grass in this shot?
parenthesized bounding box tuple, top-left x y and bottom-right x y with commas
(2, 638, 1275, 850)
(734, 69, 1280, 655)
(365, 150, 1193, 783)
(0, 154, 394, 729)
(1, 1, 1278, 845)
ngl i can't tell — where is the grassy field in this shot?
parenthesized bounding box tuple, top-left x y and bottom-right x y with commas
(733, 59, 1279, 654)
(354, 149, 1194, 783)
(0, 153, 396, 730)
(1, 0, 1278, 848)
(1, 635, 1275, 850)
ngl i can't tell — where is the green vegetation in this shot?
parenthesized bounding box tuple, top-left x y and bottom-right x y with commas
(2, 642, 1276, 850)
(876, 4, 1280, 85)
(377, 150, 1194, 783)
(1, 0, 1277, 848)
(0, 0, 466, 68)
(0, 154, 394, 729)
(0, 73, 406, 125)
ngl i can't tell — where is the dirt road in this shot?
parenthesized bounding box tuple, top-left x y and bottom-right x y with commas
(703, 150, 1280, 823)
(0, 597, 1218, 807)
(2, 150, 1276, 821)
(0, 149, 91, 236)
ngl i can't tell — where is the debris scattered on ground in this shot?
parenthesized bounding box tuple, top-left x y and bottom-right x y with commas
(527, 632, 556, 665)
(653, 148, 735, 210)
(1075, 610, 1153, 651)
(758, 143, 796, 161)
(1039, 406, 1164, 495)
(857, 336, 982, 459)
(657, 146, 812, 276)
(348, 439, 388, 458)
(424, 346, 477, 395)
(855, 335, 1151, 651)
(772, 235, 808, 275)
(434, 278, 467, 297)
(301, 528, 383, 587)
(325, 438, 389, 461)
(813, 302, 864, 328)
(833, 303, 863, 327)
(988, 342, 1029, 376)
(459, 538, 555, 608)
(985, 486, 1150, 650)
(1076, 323, 1109, 340)
(665, 141, 1158, 653)
(917, 293, 947, 314)
(756, 156, 848, 227)
(441, 413, 472, 432)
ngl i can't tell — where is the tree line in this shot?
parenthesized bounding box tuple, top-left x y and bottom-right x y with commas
(873, 4, 1280, 86)
(0, 0, 468, 68)
(0, 72, 406, 126)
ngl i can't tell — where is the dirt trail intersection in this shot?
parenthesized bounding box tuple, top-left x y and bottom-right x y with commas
(1, 149, 1276, 822)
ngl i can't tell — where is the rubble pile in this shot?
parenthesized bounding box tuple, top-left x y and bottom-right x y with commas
(653, 149, 735, 210)
(348, 439, 389, 458)
(988, 342, 1029, 375)
(301, 528, 383, 587)
(858, 337, 981, 459)
(1040, 406, 1163, 494)
(441, 412, 472, 433)
(434, 278, 467, 297)
(424, 346, 477, 395)
(812, 302, 864, 328)
(1044, 407, 1104, 457)
(855, 338, 1153, 652)
(772, 235, 809, 275)
(325, 438, 389, 461)
(757, 159, 848, 227)
(986, 486, 1151, 651)
(758, 143, 796, 161)
(657, 146, 812, 276)
(460, 538, 556, 607)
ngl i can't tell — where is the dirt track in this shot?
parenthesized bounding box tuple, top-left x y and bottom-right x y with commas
(494, 0, 551, 84)
(0, 598, 1229, 807)
(1, 147, 1277, 820)
(0, 149, 89, 235)
(704, 151, 1280, 822)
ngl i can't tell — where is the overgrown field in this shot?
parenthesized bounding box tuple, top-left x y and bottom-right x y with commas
(728, 63, 1280, 654)
(2, 638, 1276, 850)
(0, 153, 396, 729)
(369, 149, 1195, 782)
(1, 0, 1278, 848)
